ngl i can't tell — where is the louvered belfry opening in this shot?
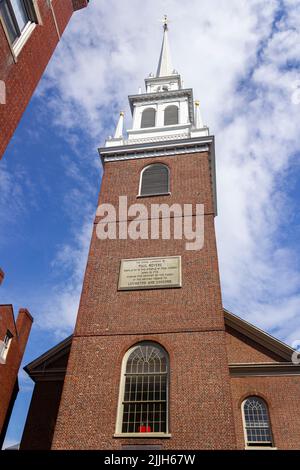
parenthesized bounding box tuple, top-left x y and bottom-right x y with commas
(141, 108, 156, 128)
(122, 343, 168, 434)
(140, 163, 169, 196)
(164, 105, 178, 125)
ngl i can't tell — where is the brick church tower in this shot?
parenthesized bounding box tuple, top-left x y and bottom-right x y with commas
(0, 0, 89, 160)
(51, 18, 237, 450)
(20, 17, 300, 451)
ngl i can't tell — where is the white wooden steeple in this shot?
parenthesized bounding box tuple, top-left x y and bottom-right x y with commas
(105, 17, 209, 148)
(156, 15, 173, 78)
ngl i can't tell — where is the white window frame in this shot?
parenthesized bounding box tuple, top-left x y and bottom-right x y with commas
(0, 330, 13, 364)
(242, 397, 275, 450)
(0, 0, 40, 60)
(12, 19, 35, 56)
(138, 163, 170, 198)
(114, 342, 171, 438)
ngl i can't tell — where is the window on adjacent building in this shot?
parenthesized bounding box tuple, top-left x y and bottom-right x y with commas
(141, 108, 156, 128)
(0, 329, 13, 363)
(0, 0, 37, 46)
(139, 163, 169, 197)
(117, 342, 169, 434)
(242, 397, 273, 447)
(164, 105, 178, 126)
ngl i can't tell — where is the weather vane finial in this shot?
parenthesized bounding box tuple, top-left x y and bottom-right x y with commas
(162, 14, 169, 31)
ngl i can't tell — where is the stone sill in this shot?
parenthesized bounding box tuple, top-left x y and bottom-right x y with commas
(136, 192, 171, 198)
(245, 446, 277, 450)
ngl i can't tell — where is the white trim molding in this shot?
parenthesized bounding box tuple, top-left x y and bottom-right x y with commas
(138, 162, 170, 197)
(245, 446, 277, 450)
(48, 0, 61, 39)
(241, 396, 274, 449)
(13, 21, 36, 57)
(101, 144, 209, 162)
(229, 362, 300, 376)
(0, 336, 12, 364)
(0, 0, 41, 61)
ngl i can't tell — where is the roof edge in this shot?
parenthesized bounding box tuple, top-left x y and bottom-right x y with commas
(224, 308, 294, 362)
(229, 362, 300, 376)
(24, 335, 73, 376)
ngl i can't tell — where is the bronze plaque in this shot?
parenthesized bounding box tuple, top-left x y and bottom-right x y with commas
(118, 256, 182, 291)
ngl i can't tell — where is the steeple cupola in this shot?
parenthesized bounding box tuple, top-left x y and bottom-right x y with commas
(106, 16, 209, 148)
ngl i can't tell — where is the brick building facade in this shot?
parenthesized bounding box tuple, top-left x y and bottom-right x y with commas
(21, 311, 300, 450)
(0, 268, 4, 285)
(20, 20, 300, 450)
(0, 304, 33, 448)
(0, 0, 89, 160)
(20, 336, 71, 450)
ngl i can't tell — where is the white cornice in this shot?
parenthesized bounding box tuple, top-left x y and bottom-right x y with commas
(101, 143, 208, 162)
(229, 363, 300, 376)
(99, 135, 213, 158)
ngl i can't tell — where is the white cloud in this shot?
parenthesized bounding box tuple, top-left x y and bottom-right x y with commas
(31, 0, 300, 344)
(0, 162, 37, 245)
(40, 218, 93, 338)
(33, 153, 96, 338)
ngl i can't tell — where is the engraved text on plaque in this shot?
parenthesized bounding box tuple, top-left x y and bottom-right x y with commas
(118, 256, 182, 291)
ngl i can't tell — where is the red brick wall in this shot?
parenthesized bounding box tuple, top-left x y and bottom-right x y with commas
(20, 380, 64, 450)
(53, 333, 236, 450)
(72, 0, 89, 11)
(225, 326, 283, 363)
(0, 306, 33, 437)
(97, 152, 215, 213)
(52, 151, 237, 449)
(230, 376, 300, 449)
(0, 0, 88, 160)
(76, 153, 221, 337)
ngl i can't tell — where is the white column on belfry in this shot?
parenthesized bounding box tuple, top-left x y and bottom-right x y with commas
(194, 100, 204, 129)
(114, 111, 124, 139)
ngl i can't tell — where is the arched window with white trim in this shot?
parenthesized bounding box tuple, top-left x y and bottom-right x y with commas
(139, 163, 170, 197)
(116, 342, 169, 435)
(242, 397, 273, 447)
(141, 108, 156, 128)
(164, 105, 178, 125)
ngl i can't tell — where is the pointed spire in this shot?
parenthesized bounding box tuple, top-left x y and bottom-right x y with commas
(156, 15, 173, 77)
(194, 101, 204, 128)
(114, 111, 124, 139)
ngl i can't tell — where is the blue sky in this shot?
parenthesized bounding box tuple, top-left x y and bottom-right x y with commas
(1, 0, 300, 447)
